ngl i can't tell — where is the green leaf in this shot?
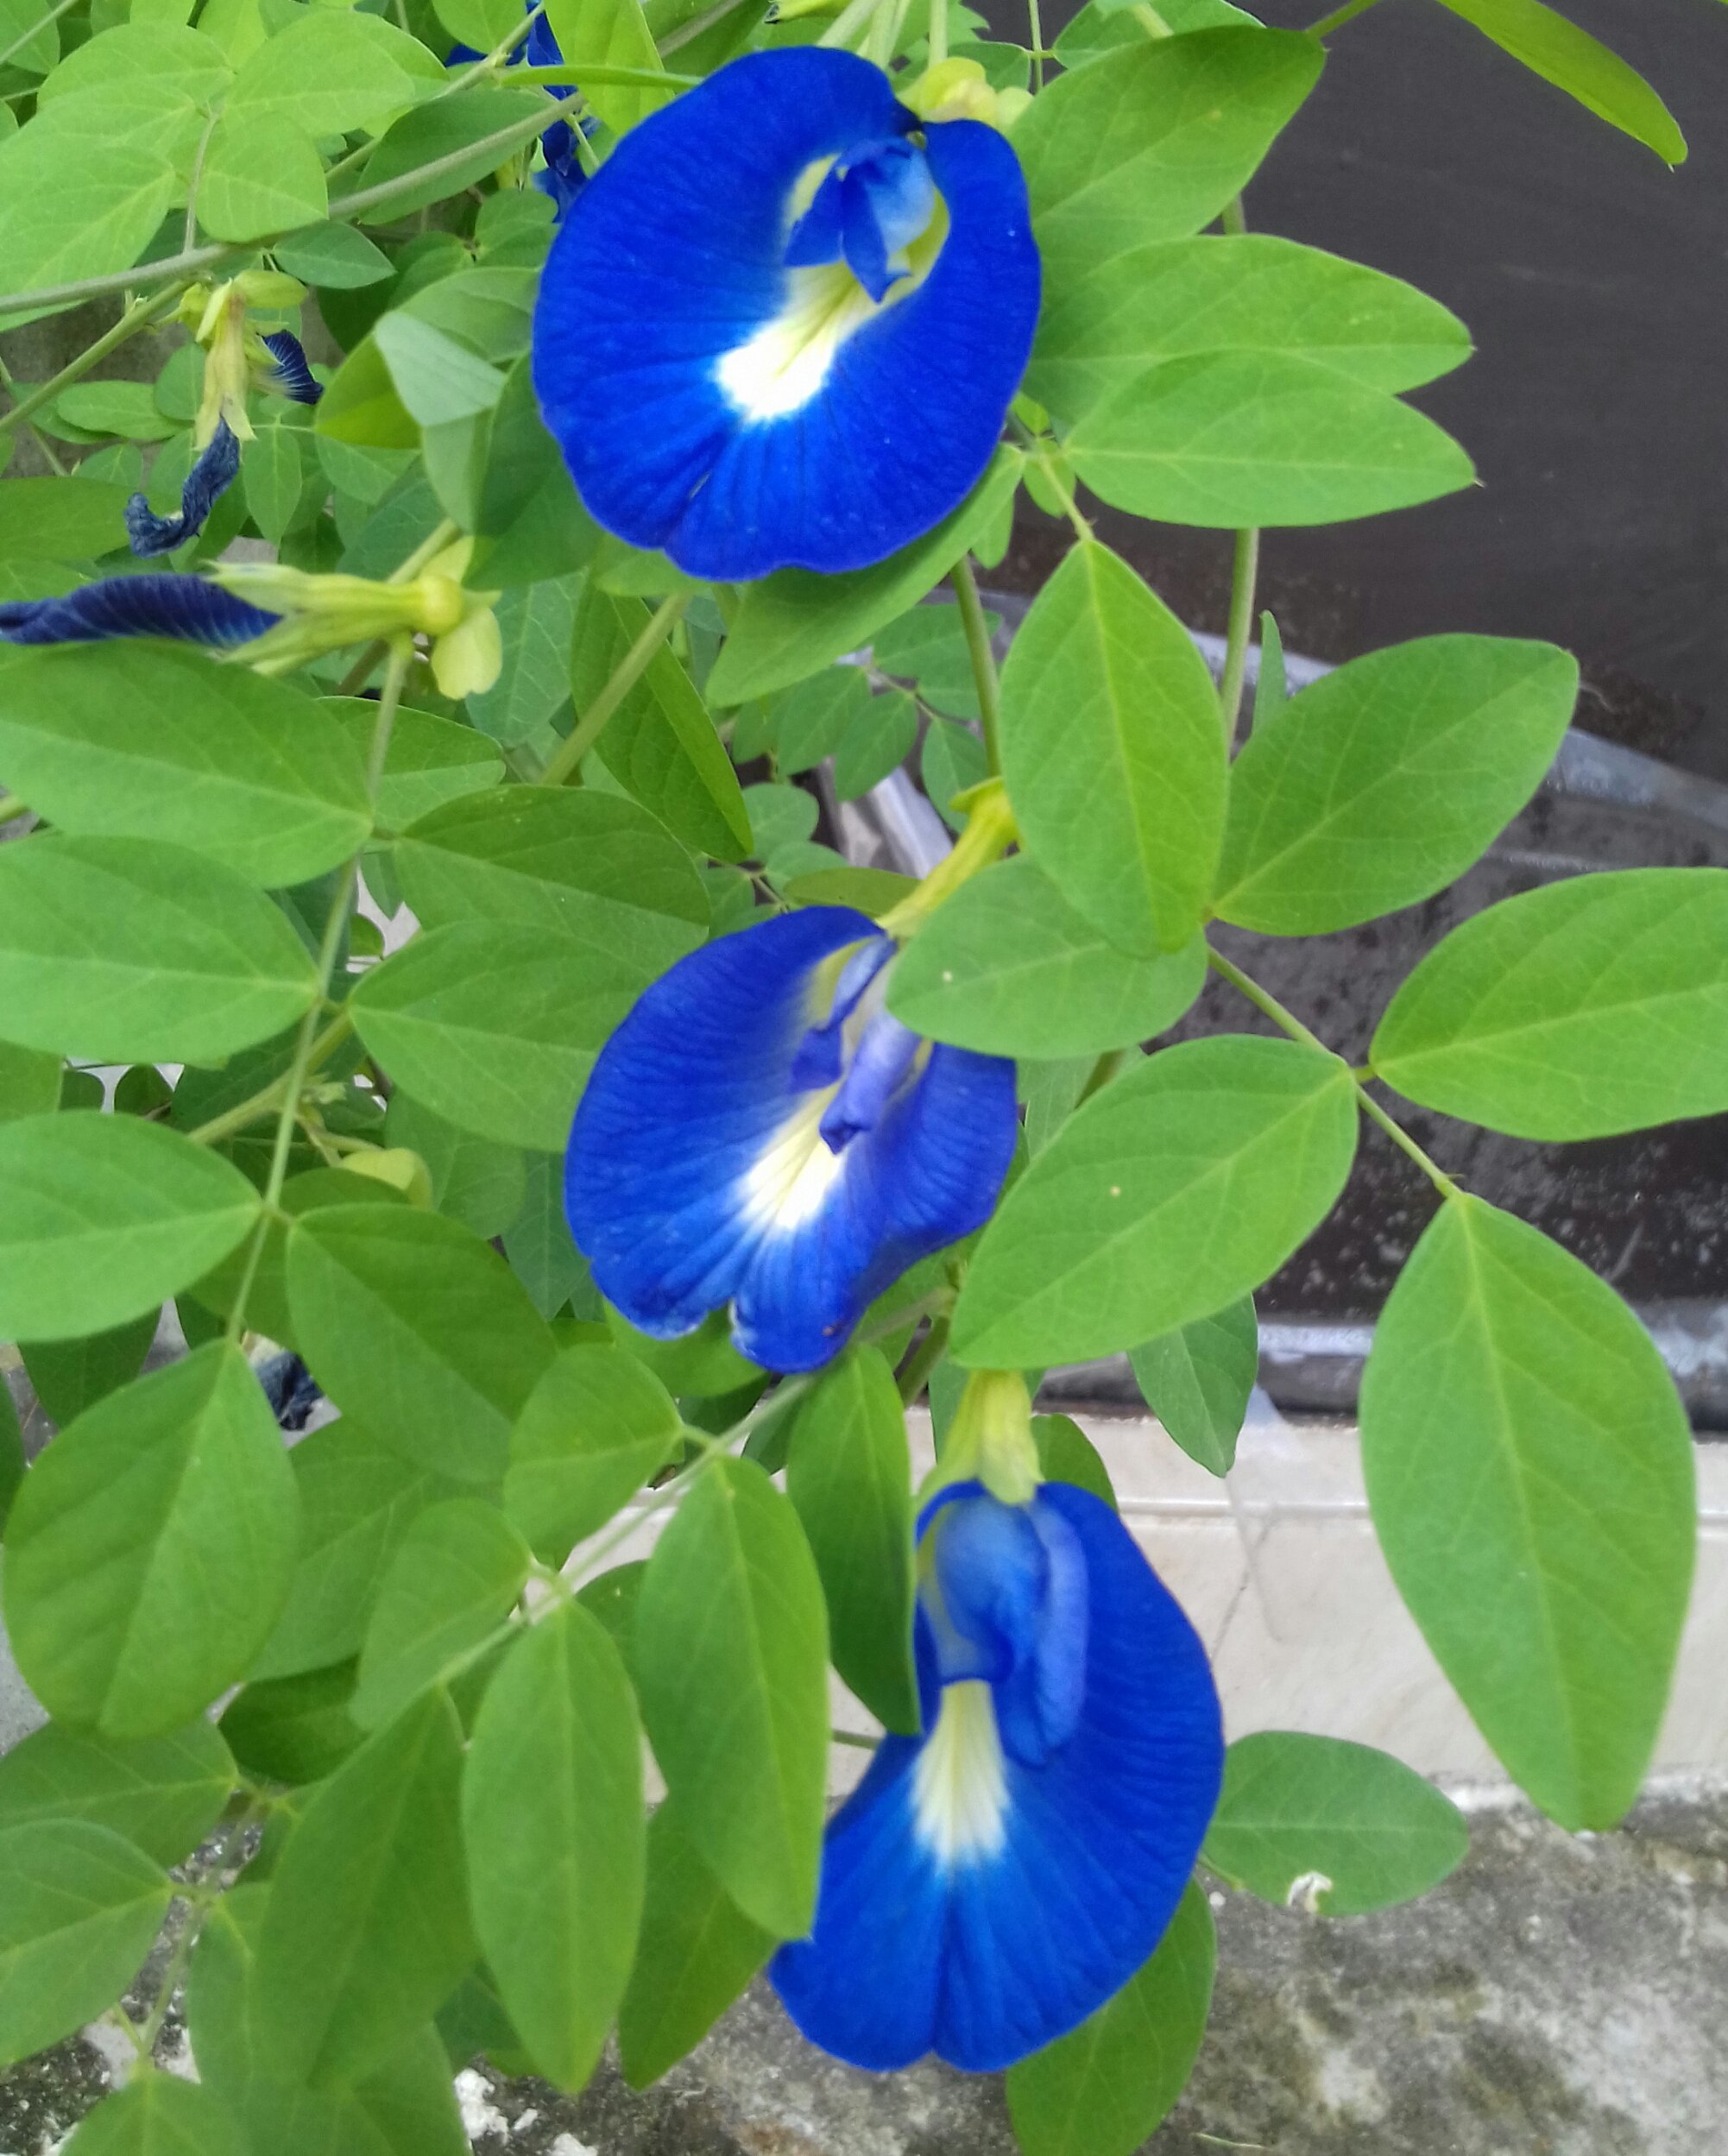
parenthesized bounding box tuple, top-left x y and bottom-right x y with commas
(254, 1688, 476, 2087)
(743, 781, 819, 859)
(198, 106, 326, 242)
(0, 646, 372, 887)
(353, 85, 552, 222)
(1202, 1731, 1468, 1915)
(0, 835, 321, 1063)
(373, 312, 507, 429)
(785, 1347, 918, 1735)
(243, 419, 306, 546)
(0, 1041, 61, 1122)
(0, 0, 59, 73)
(1066, 353, 1475, 527)
(953, 1037, 1357, 1368)
(1000, 541, 1226, 957)
(873, 599, 999, 721)
(382, 1094, 527, 1239)
(573, 585, 752, 861)
(1359, 1196, 1695, 1829)
(545, 0, 667, 132)
(616, 1799, 773, 2089)
(54, 381, 180, 442)
(633, 1456, 828, 1937)
(225, 8, 438, 136)
(0, 1721, 234, 1868)
(1130, 1295, 1258, 1476)
(396, 786, 707, 972)
(832, 688, 918, 800)
(1371, 867, 1728, 1139)
(890, 855, 1206, 1057)
(20, 1306, 159, 1428)
(62, 2075, 237, 2155)
(465, 575, 579, 747)
(1015, 28, 1323, 278)
(706, 449, 1022, 704)
(353, 1497, 530, 1729)
(317, 335, 419, 451)
(1434, 0, 1684, 163)
(1216, 635, 1578, 934)
(0, 476, 130, 562)
(606, 1303, 762, 1399)
(322, 697, 503, 832)
(0, 1821, 171, 2069)
(0, 1112, 257, 1341)
(1028, 232, 1472, 426)
(222, 1662, 367, 1786)
(350, 922, 653, 1152)
(501, 1149, 591, 1316)
(1006, 1881, 1214, 2156)
(273, 222, 394, 289)
(463, 1601, 646, 2090)
(0, 136, 176, 328)
(187, 1167, 407, 1355)
(4, 1343, 299, 1738)
(287, 1205, 557, 1485)
(770, 666, 873, 776)
(1031, 1413, 1117, 1507)
(505, 1345, 682, 1562)
(253, 1418, 459, 1682)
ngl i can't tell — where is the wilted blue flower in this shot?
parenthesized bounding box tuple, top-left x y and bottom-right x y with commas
(124, 419, 243, 558)
(564, 905, 1016, 1372)
(771, 1473, 1224, 2070)
(0, 575, 279, 647)
(532, 47, 1040, 579)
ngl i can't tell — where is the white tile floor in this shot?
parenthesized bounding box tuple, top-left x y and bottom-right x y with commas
(579, 1395, 1728, 1797)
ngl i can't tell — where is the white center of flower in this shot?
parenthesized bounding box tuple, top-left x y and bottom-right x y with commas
(738, 1090, 848, 1232)
(716, 262, 881, 424)
(912, 1680, 1009, 1868)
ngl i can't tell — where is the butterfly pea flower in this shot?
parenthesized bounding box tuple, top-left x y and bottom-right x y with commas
(532, 47, 1040, 580)
(772, 1371, 1225, 2071)
(564, 904, 1017, 1373)
(126, 276, 323, 558)
(449, 8, 587, 215)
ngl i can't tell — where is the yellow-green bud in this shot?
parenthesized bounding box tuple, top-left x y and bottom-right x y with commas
(937, 1369, 1040, 1505)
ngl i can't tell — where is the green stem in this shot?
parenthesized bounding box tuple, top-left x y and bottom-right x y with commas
(224, 646, 408, 1336)
(539, 591, 689, 786)
(0, 0, 77, 71)
(1305, 0, 1386, 35)
(183, 112, 220, 252)
(832, 1728, 880, 1749)
(819, 0, 893, 51)
(0, 288, 182, 442)
(928, 0, 947, 66)
(1218, 524, 1259, 751)
(896, 1314, 950, 1405)
(1027, 0, 1045, 89)
(189, 1012, 355, 1148)
(511, 62, 699, 87)
(1206, 943, 1460, 1200)
(950, 555, 1002, 775)
(660, 0, 751, 54)
(0, 793, 24, 823)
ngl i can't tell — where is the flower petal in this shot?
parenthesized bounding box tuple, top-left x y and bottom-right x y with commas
(259, 330, 323, 406)
(563, 905, 1015, 1371)
(531, 48, 1039, 579)
(770, 1485, 1223, 2071)
(124, 419, 242, 558)
(0, 573, 280, 648)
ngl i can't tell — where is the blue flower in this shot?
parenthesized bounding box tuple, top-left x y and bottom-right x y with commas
(531, 47, 1040, 580)
(0, 575, 280, 647)
(771, 1476, 1224, 2071)
(258, 329, 323, 407)
(451, 8, 587, 215)
(124, 419, 243, 558)
(564, 905, 1017, 1372)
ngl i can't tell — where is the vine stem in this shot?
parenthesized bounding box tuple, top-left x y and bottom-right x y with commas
(539, 592, 689, 786)
(950, 555, 1002, 775)
(188, 1013, 355, 1149)
(1305, 0, 1385, 35)
(819, 0, 895, 52)
(896, 1314, 950, 1405)
(1206, 943, 1460, 1200)
(183, 113, 220, 252)
(223, 643, 411, 1336)
(1219, 525, 1259, 751)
